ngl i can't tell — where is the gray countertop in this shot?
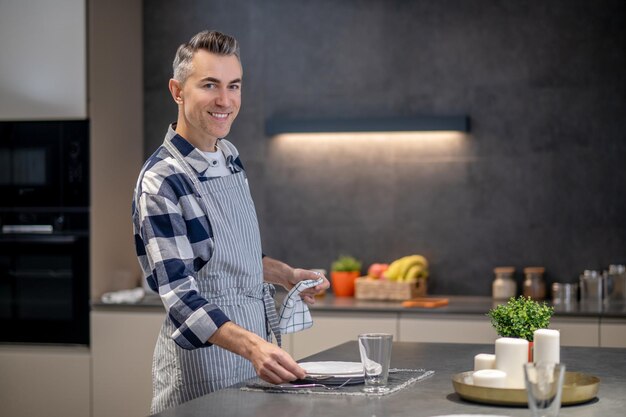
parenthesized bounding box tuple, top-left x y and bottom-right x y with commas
(150, 341, 626, 417)
(92, 292, 626, 319)
(302, 294, 626, 318)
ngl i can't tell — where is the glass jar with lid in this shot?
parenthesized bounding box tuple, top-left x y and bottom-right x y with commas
(523, 267, 546, 300)
(606, 265, 626, 301)
(492, 267, 516, 300)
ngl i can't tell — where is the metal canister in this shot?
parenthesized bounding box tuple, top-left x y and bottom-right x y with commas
(552, 282, 578, 305)
(579, 270, 603, 303)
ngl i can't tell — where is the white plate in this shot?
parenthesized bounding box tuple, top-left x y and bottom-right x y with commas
(299, 361, 364, 377)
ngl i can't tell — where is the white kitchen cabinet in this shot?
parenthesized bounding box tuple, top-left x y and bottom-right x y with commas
(399, 313, 498, 344)
(550, 317, 600, 347)
(0, 344, 90, 417)
(0, 0, 87, 120)
(91, 310, 165, 417)
(290, 311, 398, 360)
(600, 318, 626, 348)
(292, 311, 606, 358)
(398, 314, 600, 347)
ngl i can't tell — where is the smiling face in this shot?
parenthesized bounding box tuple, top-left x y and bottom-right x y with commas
(169, 50, 242, 150)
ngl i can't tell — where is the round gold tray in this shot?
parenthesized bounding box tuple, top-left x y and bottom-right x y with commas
(452, 371, 599, 406)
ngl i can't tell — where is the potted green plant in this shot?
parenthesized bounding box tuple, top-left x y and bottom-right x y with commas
(487, 295, 554, 361)
(330, 255, 362, 297)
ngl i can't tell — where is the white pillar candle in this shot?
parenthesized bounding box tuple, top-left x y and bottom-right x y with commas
(533, 329, 560, 365)
(472, 369, 507, 388)
(474, 353, 496, 371)
(495, 337, 529, 389)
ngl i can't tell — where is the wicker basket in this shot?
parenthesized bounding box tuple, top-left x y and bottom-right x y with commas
(354, 277, 427, 300)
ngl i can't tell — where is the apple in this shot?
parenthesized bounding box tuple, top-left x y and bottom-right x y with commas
(367, 263, 389, 279)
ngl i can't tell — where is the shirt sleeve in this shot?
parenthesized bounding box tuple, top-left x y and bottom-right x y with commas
(137, 191, 230, 349)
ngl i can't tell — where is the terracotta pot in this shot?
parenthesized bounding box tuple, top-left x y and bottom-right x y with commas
(331, 271, 360, 297)
(528, 341, 534, 362)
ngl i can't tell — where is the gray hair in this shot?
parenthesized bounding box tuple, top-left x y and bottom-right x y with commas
(172, 30, 240, 84)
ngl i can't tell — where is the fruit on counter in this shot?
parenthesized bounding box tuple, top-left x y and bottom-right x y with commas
(404, 264, 427, 281)
(367, 263, 389, 279)
(383, 254, 429, 282)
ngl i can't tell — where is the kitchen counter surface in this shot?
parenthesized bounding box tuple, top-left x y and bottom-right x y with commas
(150, 341, 626, 417)
(92, 292, 626, 318)
(304, 294, 626, 318)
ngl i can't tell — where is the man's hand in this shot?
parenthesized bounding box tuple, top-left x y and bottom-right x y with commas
(247, 337, 307, 384)
(291, 268, 330, 304)
(208, 321, 305, 384)
(262, 257, 330, 304)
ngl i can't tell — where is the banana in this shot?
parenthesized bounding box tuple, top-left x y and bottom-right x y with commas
(384, 254, 429, 282)
(410, 254, 428, 269)
(404, 264, 427, 281)
(397, 255, 428, 281)
(396, 257, 415, 282)
(383, 258, 403, 281)
(404, 264, 421, 281)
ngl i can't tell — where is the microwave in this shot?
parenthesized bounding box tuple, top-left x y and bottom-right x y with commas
(0, 120, 89, 208)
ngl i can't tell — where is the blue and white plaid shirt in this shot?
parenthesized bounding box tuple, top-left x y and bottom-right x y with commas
(132, 125, 246, 349)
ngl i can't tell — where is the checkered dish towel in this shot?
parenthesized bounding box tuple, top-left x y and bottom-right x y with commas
(278, 277, 324, 334)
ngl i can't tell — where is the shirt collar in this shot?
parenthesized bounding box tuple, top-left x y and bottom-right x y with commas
(164, 124, 241, 176)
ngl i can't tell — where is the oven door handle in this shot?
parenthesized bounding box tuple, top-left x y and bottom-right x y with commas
(0, 234, 78, 244)
(2, 225, 54, 234)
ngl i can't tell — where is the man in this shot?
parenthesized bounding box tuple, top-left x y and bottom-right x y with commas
(132, 30, 329, 413)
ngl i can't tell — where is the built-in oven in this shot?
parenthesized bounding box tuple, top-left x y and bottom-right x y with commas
(0, 211, 89, 344)
(0, 120, 89, 345)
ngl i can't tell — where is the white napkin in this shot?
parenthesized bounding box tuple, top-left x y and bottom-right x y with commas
(358, 338, 383, 375)
(101, 287, 145, 304)
(278, 276, 324, 334)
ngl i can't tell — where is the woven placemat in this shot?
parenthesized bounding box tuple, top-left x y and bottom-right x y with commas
(241, 368, 435, 397)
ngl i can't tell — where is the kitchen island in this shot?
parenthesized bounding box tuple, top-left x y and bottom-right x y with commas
(90, 295, 626, 416)
(150, 341, 625, 417)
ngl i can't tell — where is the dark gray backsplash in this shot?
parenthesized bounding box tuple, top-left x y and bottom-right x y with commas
(143, 0, 625, 295)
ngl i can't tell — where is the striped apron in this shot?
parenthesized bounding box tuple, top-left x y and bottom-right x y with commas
(150, 139, 281, 413)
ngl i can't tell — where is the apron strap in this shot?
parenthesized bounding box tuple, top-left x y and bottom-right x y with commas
(165, 138, 282, 347)
(163, 139, 204, 192)
(262, 283, 282, 347)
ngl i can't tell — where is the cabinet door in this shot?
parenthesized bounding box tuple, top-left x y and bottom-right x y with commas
(0, 0, 86, 119)
(291, 312, 398, 360)
(399, 313, 498, 344)
(600, 318, 626, 348)
(0, 345, 90, 417)
(550, 317, 599, 347)
(91, 310, 165, 417)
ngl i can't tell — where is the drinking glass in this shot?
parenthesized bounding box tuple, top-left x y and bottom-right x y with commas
(358, 333, 393, 393)
(523, 362, 566, 417)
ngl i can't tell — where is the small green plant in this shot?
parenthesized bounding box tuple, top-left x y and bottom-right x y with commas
(487, 296, 554, 341)
(331, 255, 362, 272)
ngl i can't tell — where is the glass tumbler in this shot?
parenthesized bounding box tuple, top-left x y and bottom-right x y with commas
(523, 362, 566, 417)
(358, 333, 393, 393)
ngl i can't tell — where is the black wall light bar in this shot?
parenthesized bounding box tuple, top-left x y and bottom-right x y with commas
(265, 115, 470, 136)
